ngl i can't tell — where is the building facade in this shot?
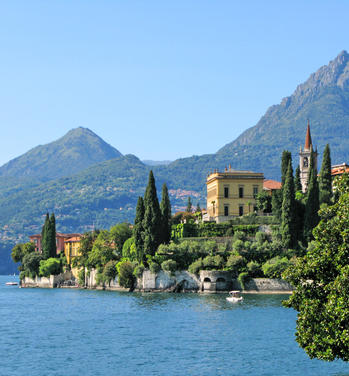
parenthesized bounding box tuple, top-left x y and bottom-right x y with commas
(29, 232, 82, 255)
(206, 168, 264, 223)
(299, 121, 318, 193)
(64, 236, 82, 265)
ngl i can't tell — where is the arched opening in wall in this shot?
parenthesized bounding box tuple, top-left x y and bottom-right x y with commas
(203, 277, 212, 291)
(216, 277, 226, 291)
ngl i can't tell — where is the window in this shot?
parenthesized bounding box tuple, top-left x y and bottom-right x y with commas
(224, 186, 229, 198)
(303, 157, 308, 168)
(239, 186, 244, 198)
(253, 186, 258, 198)
(224, 205, 229, 216)
(239, 205, 244, 216)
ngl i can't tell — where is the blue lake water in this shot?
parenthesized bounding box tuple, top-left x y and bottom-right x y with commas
(0, 275, 348, 376)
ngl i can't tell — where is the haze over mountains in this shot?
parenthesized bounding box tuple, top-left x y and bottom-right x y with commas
(1, 50, 349, 273)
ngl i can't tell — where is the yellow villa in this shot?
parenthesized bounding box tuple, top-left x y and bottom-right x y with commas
(64, 236, 82, 266)
(206, 168, 264, 223)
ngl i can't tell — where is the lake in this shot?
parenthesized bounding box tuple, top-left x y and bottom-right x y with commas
(0, 275, 348, 376)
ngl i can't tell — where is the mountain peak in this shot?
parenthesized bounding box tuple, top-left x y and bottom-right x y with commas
(0, 128, 122, 180)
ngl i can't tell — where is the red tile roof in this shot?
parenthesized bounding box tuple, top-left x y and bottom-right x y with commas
(263, 179, 282, 190)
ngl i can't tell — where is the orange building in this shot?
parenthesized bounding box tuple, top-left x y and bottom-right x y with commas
(29, 232, 82, 256)
(263, 179, 282, 196)
(331, 163, 349, 177)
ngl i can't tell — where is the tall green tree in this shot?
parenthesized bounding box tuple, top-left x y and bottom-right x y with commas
(160, 183, 171, 244)
(133, 196, 145, 263)
(143, 171, 162, 256)
(281, 161, 296, 248)
(109, 222, 132, 255)
(303, 150, 320, 241)
(294, 165, 302, 192)
(47, 213, 57, 258)
(283, 175, 349, 361)
(186, 196, 192, 213)
(319, 144, 332, 205)
(281, 150, 292, 187)
(41, 213, 50, 259)
(271, 190, 282, 220)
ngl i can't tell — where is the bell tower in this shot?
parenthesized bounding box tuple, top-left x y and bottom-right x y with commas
(299, 120, 317, 193)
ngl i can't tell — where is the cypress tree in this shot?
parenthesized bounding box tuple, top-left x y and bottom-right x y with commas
(294, 165, 302, 192)
(160, 183, 171, 245)
(319, 144, 332, 205)
(41, 213, 50, 259)
(281, 150, 292, 187)
(304, 150, 320, 242)
(271, 189, 282, 220)
(186, 196, 192, 213)
(143, 170, 162, 256)
(133, 196, 145, 264)
(48, 213, 57, 258)
(281, 160, 296, 249)
(196, 203, 201, 212)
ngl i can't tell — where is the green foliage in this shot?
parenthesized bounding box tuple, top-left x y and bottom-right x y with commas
(281, 150, 292, 187)
(116, 260, 136, 289)
(109, 222, 132, 255)
(238, 272, 250, 290)
(160, 183, 172, 244)
(202, 255, 224, 270)
(262, 256, 291, 278)
(226, 255, 246, 276)
(39, 258, 62, 277)
(161, 259, 178, 274)
(186, 196, 192, 213)
(283, 176, 349, 361)
(149, 262, 160, 274)
(143, 170, 162, 256)
(78, 268, 85, 286)
(271, 190, 282, 220)
(11, 242, 35, 264)
(22, 252, 43, 278)
(133, 264, 145, 278)
(294, 165, 302, 192)
(188, 258, 204, 275)
(48, 213, 57, 258)
(41, 213, 50, 260)
(122, 237, 137, 260)
(281, 161, 296, 248)
(133, 196, 145, 264)
(72, 230, 100, 268)
(87, 230, 117, 268)
(103, 260, 117, 285)
(247, 261, 262, 277)
(319, 144, 332, 205)
(256, 191, 272, 213)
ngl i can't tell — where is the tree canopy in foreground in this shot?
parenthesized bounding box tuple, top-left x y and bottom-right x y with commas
(283, 174, 349, 361)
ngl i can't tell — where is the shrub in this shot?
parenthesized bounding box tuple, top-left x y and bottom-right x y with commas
(233, 231, 246, 242)
(238, 272, 250, 290)
(22, 252, 43, 278)
(78, 268, 86, 286)
(116, 260, 136, 289)
(39, 258, 62, 277)
(232, 239, 245, 252)
(161, 259, 178, 274)
(202, 255, 224, 270)
(225, 255, 246, 276)
(255, 231, 268, 245)
(103, 260, 117, 284)
(149, 262, 160, 274)
(262, 256, 291, 279)
(247, 261, 262, 277)
(188, 258, 204, 275)
(133, 264, 145, 278)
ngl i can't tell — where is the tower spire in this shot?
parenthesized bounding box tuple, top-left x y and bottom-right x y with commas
(304, 119, 312, 150)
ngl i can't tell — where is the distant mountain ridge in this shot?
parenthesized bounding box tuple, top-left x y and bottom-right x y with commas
(1, 50, 349, 273)
(0, 127, 122, 180)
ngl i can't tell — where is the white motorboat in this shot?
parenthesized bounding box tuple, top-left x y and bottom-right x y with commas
(226, 290, 243, 303)
(5, 282, 18, 286)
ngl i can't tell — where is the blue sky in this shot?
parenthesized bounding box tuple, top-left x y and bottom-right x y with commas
(0, 0, 348, 165)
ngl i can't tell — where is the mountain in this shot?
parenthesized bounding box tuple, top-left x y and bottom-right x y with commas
(1, 50, 349, 273)
(0, 127, 122, 180)
(142, 160, 172, 166)
(217, 50, 349, 177)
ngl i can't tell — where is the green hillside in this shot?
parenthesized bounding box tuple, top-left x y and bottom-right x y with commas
(1, 50, 349, 273)
(0, 127, 122, 181)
